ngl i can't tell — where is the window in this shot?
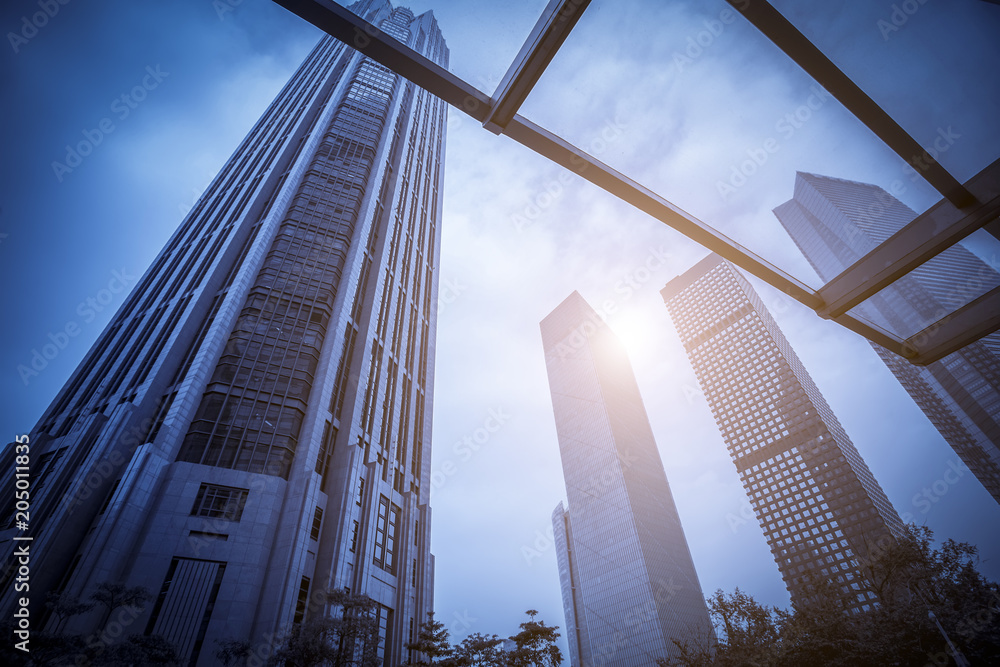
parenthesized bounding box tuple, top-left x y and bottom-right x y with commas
(294, 575, 311, 625)
(191, 484, 249, 521)
(311, 506, 324, 541)
(376, 604, 394, 666)
(145, 557, 226, 665)
(373, 495, 400, 573)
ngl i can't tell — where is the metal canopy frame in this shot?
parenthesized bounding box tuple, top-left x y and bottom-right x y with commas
(482, 0, 590, 134)
(272, 0, 1000, 366)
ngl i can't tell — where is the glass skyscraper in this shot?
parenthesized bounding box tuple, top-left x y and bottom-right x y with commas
(541, 292, 713, 666)
(662, 256, 904, 614)
(773, 172, 1000, 504)
(0, 2, 445, 664)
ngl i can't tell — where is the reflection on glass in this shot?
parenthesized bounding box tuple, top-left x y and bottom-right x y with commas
(850, 227, 1000, 340)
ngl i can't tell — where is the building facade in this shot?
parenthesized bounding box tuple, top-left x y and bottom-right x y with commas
(773, 172, 1000, 504)
(541, 292, 714, 666)
(0, 2, 446, 664)
(661, 256, 905, 614)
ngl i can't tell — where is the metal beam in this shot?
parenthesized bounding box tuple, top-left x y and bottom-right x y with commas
(273, 0, 492, 121)
(725, 0, 974, 208)
(904, 286, 1000, 365)
(817, 158, 1000, 318)
(830, 313, 919, 361)
(272, 2, 820, 313)
(271, 0, 997, 365)
(502, 115, 824, 311)
(482, 0, 591, 134)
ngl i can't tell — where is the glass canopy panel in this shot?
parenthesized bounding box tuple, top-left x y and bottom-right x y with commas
(768, 0, 1000, 183)
(846, 226, 1000, 341)
(517, 0, 949, 290)
(383, 0, 553, 96)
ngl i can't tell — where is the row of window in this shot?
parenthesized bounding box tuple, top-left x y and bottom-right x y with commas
(41, 37, 348, 438)
(180, 56, 398, 479)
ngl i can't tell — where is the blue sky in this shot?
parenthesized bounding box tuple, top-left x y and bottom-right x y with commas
(2, 0, 1000, 655)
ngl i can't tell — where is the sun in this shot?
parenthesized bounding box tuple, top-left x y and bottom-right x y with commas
(607, 305, 660, 361)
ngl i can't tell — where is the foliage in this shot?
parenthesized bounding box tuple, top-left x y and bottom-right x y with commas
(1, 583, 181, 667)
(216, 638, 254, 667)
(90, 582, 151, 621)
(405, 609, 562, 667)
(508, 610, 562, 667)
(91, 634, 181, 666)
(454, 632, 506, 666)
(402, 612, 454, 665)
(45, 590, 95, 633)
(268, 588, 381, 667)
(660, 525, 1000, 666)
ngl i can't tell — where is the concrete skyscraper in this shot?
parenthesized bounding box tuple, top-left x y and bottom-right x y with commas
(541, 292, 714, 666)
(773, 172, 1000, 504)
(662, 256, 904, 614)
(0, 2, 446, 664)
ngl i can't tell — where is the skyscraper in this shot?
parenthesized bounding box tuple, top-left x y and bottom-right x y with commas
(773, 172, 1000, 505)
(661, 256, 904, 614)
(541, 292, 714, 666)
(0, 2, 446, 664)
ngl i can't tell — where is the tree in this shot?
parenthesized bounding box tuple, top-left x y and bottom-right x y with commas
(268, 617, 346, 667)
(453, 632, 506, 666)
(217, 638, 254, 667)
(663, 525, 1000, 666)
(268, 588, 381, 667)
(91, 634, 181, 666)
(0, 581, 180, 667)
(90, 581, 151, 627)
(508, 610, 562, 667)
(403, 612, 455, 665)
(660, 587, 780, 667)
(45, 591, 94, 633)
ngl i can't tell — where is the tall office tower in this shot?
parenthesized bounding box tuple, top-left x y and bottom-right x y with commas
(0, 2, 446, 664)
(773, 173, 1000, 504)
(541, 292, 714, 666)
(662, 256, 905, 614)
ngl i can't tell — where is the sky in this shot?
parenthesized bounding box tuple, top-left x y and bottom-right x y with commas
(2, 0, 1000, 657)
